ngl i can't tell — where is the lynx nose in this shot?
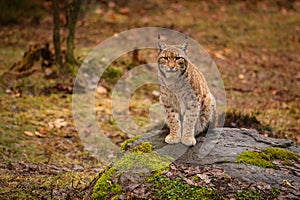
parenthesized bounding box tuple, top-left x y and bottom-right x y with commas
(167, 66, 176, 72)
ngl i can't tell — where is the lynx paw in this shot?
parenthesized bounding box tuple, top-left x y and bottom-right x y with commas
(181, 136, 196, 146)
(165, 134, 181, 144)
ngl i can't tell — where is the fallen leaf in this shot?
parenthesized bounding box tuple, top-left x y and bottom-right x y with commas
(54, 118, 68, 129)
(24, 131, 34, 137)
(48, 122, 54, 129)
(142, 16, 151, 24)
(119, 7, 129, 15)
(197, 174, 211, 184)
(183, 177, 195, 185)
(39, 129, 48, 135)
(94, 8, 103, 15)
(282, 179, 293, 188)
(171, 3, 183, 11)
(34, 131, 46, 138)
(214, 51, 226, 60)
(10, 93, 21, 98)
(96, 86, 107, 95)
(238, 74, 245, 80)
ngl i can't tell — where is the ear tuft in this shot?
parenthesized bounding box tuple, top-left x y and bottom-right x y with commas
(158, 34, 167, 51)
(180, 34, 188, 53)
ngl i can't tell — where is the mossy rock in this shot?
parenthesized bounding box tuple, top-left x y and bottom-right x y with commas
(92, 141, 173, 199)
(91, 127, 300, 199)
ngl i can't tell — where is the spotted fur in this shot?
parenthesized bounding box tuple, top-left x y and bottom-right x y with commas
(157, 38, 217, 146)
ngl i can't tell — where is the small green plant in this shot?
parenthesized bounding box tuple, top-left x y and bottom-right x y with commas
(148, 174, 219, 199)
(132, 142, 152, 154)
(237, 147, 299, 169)
(92, 168, 123, 199)
(102, 66, 122, 86)
(119, 135, 143, 151)
(92, 142, 173, 199)
(237, 190, 261, 200)
(237, 187, 280, 200)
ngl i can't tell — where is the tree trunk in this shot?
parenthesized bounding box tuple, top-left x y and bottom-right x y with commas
(52, 0, 62, 67)
(65, 0, 81, 66)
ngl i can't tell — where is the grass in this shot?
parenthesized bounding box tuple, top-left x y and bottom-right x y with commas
(0, 47, 24, 75)
(0, 169, 95, 199)
(101, 66, 123, 87)
(0, 93, 98, 166)
(0, 93, 100, 199)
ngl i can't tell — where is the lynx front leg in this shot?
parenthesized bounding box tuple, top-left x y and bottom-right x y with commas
(160, 87, 181, 144)
(164, 110, 181, 144)
(181, 103, 200, 146)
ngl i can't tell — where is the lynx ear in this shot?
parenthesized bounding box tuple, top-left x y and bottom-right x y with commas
(180, 35, 188, 53)
(158, 34, 167, 51)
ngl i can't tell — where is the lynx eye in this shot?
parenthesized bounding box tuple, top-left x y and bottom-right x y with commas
(159, 56, 168, 61)
(174, 56, 182, 61)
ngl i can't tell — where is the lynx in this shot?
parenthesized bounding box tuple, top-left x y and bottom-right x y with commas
(157, 36, 217, 146)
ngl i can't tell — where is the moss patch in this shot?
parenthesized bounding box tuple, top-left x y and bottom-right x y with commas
(148, 174, 219, 200)
(131, 142, 152, 154)
(101, 66, 122, 86)
(115, 142, 172, 174)
(92, 142, 173, 199)
(237, 147, 299, 168)
(119, 135, 142, 151)
(237, 188, 280, 200)
(113, 151, 171, 174)
(91, 168, 123, 199)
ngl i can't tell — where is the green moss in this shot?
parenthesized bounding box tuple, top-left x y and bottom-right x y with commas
(92, 168, 123, 199)
(132, 142, 152, 154)
(264, 147, 299, 161)
(237, 187, 280, 200)
(93, 142, 173, 199)
(113, 151, 172, 174)
(119, 135, 142, 151)
(118, 142, 171, 172)
(237, 147, 299, 168)
(102, 66, 122, 86)
(146, 169, 168, 183)
(148, 174, 219, 200)
(237, 190, 262, 200)
(237, 151, 275, 168)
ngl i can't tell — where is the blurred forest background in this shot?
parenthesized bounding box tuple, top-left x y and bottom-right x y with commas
(0, 0, 299, 198)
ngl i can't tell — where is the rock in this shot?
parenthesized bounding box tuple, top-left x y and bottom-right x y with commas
(134, 128, 299, 194)
(133, 128, 297, 166)
(92, 127, 300, 199)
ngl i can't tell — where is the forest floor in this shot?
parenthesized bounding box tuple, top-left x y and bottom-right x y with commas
(0, 1, 299, 199)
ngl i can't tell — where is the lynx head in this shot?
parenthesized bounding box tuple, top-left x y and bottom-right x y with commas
(157, 35, 188, 77)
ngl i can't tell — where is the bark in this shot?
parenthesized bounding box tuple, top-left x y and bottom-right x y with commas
(53, 0, 62, 67)
(65, 0, 81, 65)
